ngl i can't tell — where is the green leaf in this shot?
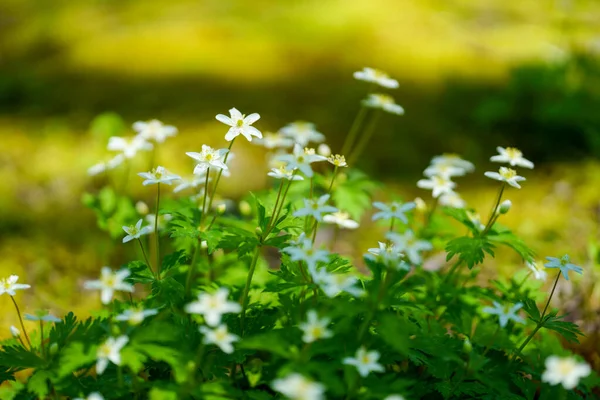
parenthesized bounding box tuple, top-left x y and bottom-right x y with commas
(488, 229, 535, 263)
(521, 297, 541, 323)
(161, 249, 188, 274)
(378, 314, 413, 356)
(445, 236, 495, 269)
(543, 313, 584, 344)
(149, 387, 179, 400)
(125, 260, 154, 285)
(442, 207, 481, 234)
(239, 331, 293, 358)
(56, 342, 97, 378)
(27, 369, 52, 398)
(0, 345, 44, 369)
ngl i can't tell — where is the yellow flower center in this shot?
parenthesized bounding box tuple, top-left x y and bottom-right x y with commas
(102, 275, 116, 288)
(205, 153, 213, 161)
(361, 354, 371, 364)
(499, 167, 517, 179)
(98, 343, 112, 357)
(311, 326, 323, 337)
(505, 147, 522, 160)
(373, 94, 393, 105)
(1, 280, 9, 290)
(557, 359, 576, 375)
(215, 328, 228, 341)
(236, 118, 245, 127)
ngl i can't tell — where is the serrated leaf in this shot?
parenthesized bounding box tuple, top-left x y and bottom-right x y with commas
(27, 369, 52, 398)
(543, 313, 584, 343)
(56, 342, 97, 378)
(445, 236, 495, 269)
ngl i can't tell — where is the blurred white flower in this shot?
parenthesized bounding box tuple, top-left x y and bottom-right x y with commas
(84, 267, 134, 305)
(294, 194, 338, 222)
(484, 167, 525, 189)
(366, 242, 407, 270)
(276, 144, 327, 177)
(343, 347, 384, 377)
(313, 269, 363, 298)
(317, 144, 331, 157)
(96, 336, 128, 375)
(74, 393, 104, 400)
(299, 310, 333, 343)
(173, 176, 208, 194)
(282, 235, 330, 273)
(138, 166, 180, 186)
(363, 94, 404, 115)
(216, 107, 262, 142)
(0, 275, 31, 296)
(323, 211, 359, 229)
(267, 166, 304, 181)
(490, 147, 534, 169)
(430, 154, 475, 173)
(186, 145, 229, 174)
(135, 201, 149, 215)
(24, 311, 61, 323)
(280, 121, 325, 147)
(200, 324, 239, 354)
(372, 201, 415, 223)
(184, 288, 241, 326)
(439, 192, 466, 209)
(482, 302, 525, 328)
(384, 396, 406, 400)
(386, 230, 432, 265)
(115, 308, 158, 325)
(122, 219, 152, 243)
(542, 356, 591, 390)
(526, 261, 548, 282)
(272, 373, 325, 400)
(10, 326, 20, 338)
(255, 131, 294, 149)
(133, 119, 177, 143)
(417, 176, 456, 198)
(424, 164, 466, 179)
(107, 136, 152, 159)
(353, 67, 399, 89)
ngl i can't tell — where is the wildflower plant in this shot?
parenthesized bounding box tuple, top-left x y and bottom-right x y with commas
(1, 69, 598, 400)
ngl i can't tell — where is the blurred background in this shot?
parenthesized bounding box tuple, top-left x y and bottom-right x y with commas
(1, 0, 599, 360)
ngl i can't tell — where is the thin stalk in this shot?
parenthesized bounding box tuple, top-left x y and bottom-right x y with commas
(330, 226, 340, 251)
(185, 242, 201, 298)
(389, 217, 396, 234)
(358, 270, 394, 341)
(200, 167, 211, 228)
(341, 105, 368, 156)
(348, 110, 382, 165)
(154, 183, 162, 279)
(482, 183, 505, 235)
(265, 179, 285, 234)
(206, 139, 236, 214)
(326, 166, 339, 194)
(10, 296, 31, 348)
(424, 197, 439, 229)
(239, 246, 261, 336)
(311, 221, 319, 244)
(268, 177, 294, 234)
(137, 238, 154, 278)
(39, 321, 45, 359)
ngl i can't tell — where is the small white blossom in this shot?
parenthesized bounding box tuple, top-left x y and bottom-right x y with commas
(484, 167, 525, 189)
(545, 255, 583, 281)
(327, 154, 347, 168)
(84, 267, 134, 305)
(267, 166, 304, 181)
(272, 373, 325, 400)
(276, 144, 327, 177)
(317, 144, 331, 157)
(384, 396, 406, 400)
(439, 192, 466, 209)
(186, 145, 229, 174)
(216, 107, 262, 142)
(343, 347, 384, 377)
(145, 213, 172, 230)
(490, 147, 534, 169)
(424, 163, 466, 179)
(313, 269, 363, 298)
(122, 219, 152, 243)
(294, 194, 338, 222)
(135, 201, 149, 215)
(133, 119, 177, 143)
(184, 288, 241, 327)
(200, 324, 239, 354)
(115, 308, 158, 325)
(363, 94, 404, 115)
(299, 310, 333, 343)
(10, 326, 20, 338)
(88, 154, 126, 176)
(430, 154, 475, 173)
(353, 67, 399, 89)
(417, 176, 456, 198)
(386, 230, 432, 265)
(24, 311, 61, 323)
(0, 275, 30, 296)
(372, 201, 415, 223)
(74, 393, 104, 400)
(323, 211, 359, 229)
(466, 211, 486, 232)
(542, 356, 591, 390)
(107, 136, 152, 159)
(173, 176, 208, 193)
(138, 166, 180, 186)
(96, 336, 128, 375)
(282, 236, 330, 273)
(280, 121, 325, 147)
(255, 132, 294, 149)
(366, 242, 408, 270)
(526, 261, 548, 282)
(482, 302, 525, 328)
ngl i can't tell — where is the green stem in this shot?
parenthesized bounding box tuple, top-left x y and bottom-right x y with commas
(206, 139, 236, 215)
(358, 270, 394, 341)
(424, 197, 439, 228)
(389, 217, 396, 234)
(265, 175, 296, 238)
(200, 167, 211, 228)
(10, 296, 31, 348)
(482, 325, 500, 356)
(265, 179, 285, 234)
(154, 183, 161, 279)
(137, 238, 155, 279)
(348, 110, 382, 165)
(239, 246, 261, 336)
(482, 183, 505, 235)
(39, 321, 45, 359)
(326, 166, 339, 194)
(311, 221, 319, 244)
(341, 104, 368, 156)
(185, 241, 201, 298)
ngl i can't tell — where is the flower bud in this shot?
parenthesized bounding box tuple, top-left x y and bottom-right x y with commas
(10, 326, 20, 338)
(49, 342, 59, 356)
(200, 240, 208, 250)
(463, 337, 472, 354)
(317, 144, 331, 157)
(414, 197, 427, 212)
(255, 226, 263, 237)
(239, 200, 252, 216)
(216, 203, 227, 215)
(498, 200, 511, 214)
(136, 201, 149, 215)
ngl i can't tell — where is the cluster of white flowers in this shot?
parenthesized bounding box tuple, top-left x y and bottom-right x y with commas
(484, 147, 533, 189)
(417, 154, 474, 205)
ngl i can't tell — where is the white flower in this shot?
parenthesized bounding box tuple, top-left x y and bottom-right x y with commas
(186, 145, 229, 174)
(87, 162, 107, 176)
(541, 356, 591, 390)
(10, 326, 20, 338)
(282, 235, 330, 273)
(363, 94, 404, 115)
(184, 288, 241, 327)
(323, 211, 359, 229)
(280, 121, 325, 147)
(312, 269, 363, 298)
(294, 194, 338, 222)
(84, 267, 134, 305)
(255, 131, 294, 149)
(276, 144, 327, 177)
(272, 373, 325, 400)
(299, 310, 333, 343)
(267, 166, 304, 181)
(439, 192, 466, 209)
(466, 211, 485, 232)
(74, 393, 104, 400)
(484, 167, 526, 189)
(327, 154, 348, 167)
(107, 136, 152, 159)
(122, 219, 152, 243)
(317, 144, 331, 157)
(200, 324, 239, 354)
(482, 302, 525, 328)
(216, 107, 262, 142)
(417, 176, 456, 198)
(386, 230, 433, 265)
(490, 147, 534, 169)
(384, 396, 406, 400)
(87, 155, 126, 176)
(424, 164, 466, 179)
(343, 347, 384, 377)
(526, 261, 548, 282)
(133, 119, 178, 143)
(145, 213, 172, 230)
(366, 242, 408, 270)
(372, 201, 415, 223)
(430, 154, 475, 173)
(137, 166, 180, 186)
(173, 176, 208, 194)
(115, 308, 158, 325)
(353, 67, 399, 89)
(96, 336, 128, 375)
(0, 275, 31, 296)
(24, 312, 61, 323)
